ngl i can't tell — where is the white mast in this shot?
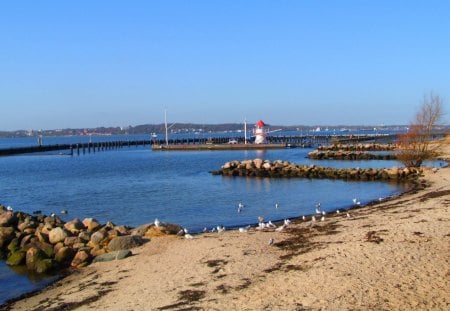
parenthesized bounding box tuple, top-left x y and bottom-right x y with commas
(164, 109, 168, 146)
(244, 118, 247, 144)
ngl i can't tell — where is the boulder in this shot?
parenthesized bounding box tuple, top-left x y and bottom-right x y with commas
(49, 227, 68, 244)
(90, 230, 107, 244)
(108, 235, 144, 251)
(78, 231, 91, 242)
(82, 218, 101, 232)
(55, 246, 75, 264)
(71, 250, 91, 268)
(26, 247, 47, 270)
(35, 259, 53, 274)
(0, 226, 15, 248)
(64, 236, 80, 247)
(7, 237, 20, 253)
(92, 250, 132, 263)
(90, 246, 107, 257)
(254, 158, 263, 169)
(6, 250, 26, 266)
(143, 223, 183, 238)
(64, 218, 85, 234)
(0, 212, 18, 227)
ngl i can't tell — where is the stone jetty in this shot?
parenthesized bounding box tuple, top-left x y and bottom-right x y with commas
(308, 150, 397, 160)
(211, 159, 421, 181)
(0, 207, 182, 274)
(317, 143, 396, 151)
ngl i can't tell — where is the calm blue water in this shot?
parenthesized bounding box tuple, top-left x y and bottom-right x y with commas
(0, 141, 413, 305)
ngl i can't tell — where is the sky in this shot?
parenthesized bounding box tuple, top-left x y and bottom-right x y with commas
(1, 1, 449, 131)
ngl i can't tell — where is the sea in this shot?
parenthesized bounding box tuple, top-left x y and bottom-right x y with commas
(0, 132, 442, 305)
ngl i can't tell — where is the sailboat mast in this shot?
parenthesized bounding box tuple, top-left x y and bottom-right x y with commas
(165, 109, 169, 146)
(244, 118, 247, 144)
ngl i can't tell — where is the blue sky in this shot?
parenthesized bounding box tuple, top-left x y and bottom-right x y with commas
(1, 1, 449, 130)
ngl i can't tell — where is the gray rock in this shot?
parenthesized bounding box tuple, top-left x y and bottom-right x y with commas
(93, 250, 132, 263)
(108, 235, 144, 251)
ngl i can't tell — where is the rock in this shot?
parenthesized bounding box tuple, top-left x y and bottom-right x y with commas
(0, 226, 15, 248)
(0, 212, 18, 227)
(64, 218, 85, 234)
(82, 218, 101, 232)
(144, 223, 183, 238)
(6, 250, 26, 266)
(20, 234, 34, 248)
(55, 246, 75, 264)
(71, 250, 91, 267)
(78, 231, 91, 242)
(49, 227, 68, 244)
(35, 259, 53, 274)
(64, 236, 80, 247)
(93, 250, 132, 263)
(90, 246, 107, 257)
(130, 224, 152, 237)
(108, 235, 144, 251)
(26, 247, 48, 270)
(90, 231, 107, 244)
(7, 237, 20, 253)
(114, 225, 129, 235)
(254, 158, 263, 169)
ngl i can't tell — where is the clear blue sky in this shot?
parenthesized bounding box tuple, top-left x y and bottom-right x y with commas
(1, 1, 449, 130)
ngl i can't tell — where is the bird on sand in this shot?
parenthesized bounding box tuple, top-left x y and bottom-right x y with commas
(154, 218, 161, 227)
(284, 219, 291, 226)
(6, 206, 13, 211)
(346, 212, 351, 218)
(312, 215, 316, 222)
(268, 238, 274, 246)
(184, 234, 193, 239)
(302, 215, 306, 221)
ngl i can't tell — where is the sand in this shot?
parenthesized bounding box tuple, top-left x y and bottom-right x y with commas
(3, 138, 449, 311)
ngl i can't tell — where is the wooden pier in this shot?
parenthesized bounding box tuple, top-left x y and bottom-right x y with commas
(0, 134, 399, 156)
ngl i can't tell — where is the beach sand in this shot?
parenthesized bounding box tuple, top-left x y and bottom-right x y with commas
(3, 138, 449, 311)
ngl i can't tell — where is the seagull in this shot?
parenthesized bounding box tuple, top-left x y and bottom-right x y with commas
(239, 227, 248, 233)
(284, 219, 291, 226)
(184, 234, 194, 239)
(50, 213, 56, 217)
(321, 216, 325, 222)
(336, 210, 340, 214)
(302, 215, 306, 221)
(268, 221, 276, 228)
(256, 222, 266, 230)
(322, 211, 326, 216)
(6, 206, 13, 211)
(217, 226, 226, 233)
(177, 229, 185, 236)
(154, 218, 161, 227)
(275, 203, 279, 209)
(258, 216, 265, 223)
(268, 238, 274, 246)
(210, 227, 217, 233)
(312, 216, 316, 222)
(352, 198, 357, 204)
(61, 210, 68, 214)
(238, 202, 244, 209)
(346, 213, 351, 218)
(203, 227, 208, 233)
(378, 197, 383, 202)
(275, 225, 285, 232)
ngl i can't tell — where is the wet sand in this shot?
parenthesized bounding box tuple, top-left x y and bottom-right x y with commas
(3, 138, 449, 311)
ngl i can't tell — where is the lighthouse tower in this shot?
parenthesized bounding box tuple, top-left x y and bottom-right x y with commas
(254, 120, 267, 144)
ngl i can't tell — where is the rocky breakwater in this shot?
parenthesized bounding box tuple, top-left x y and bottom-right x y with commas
(308, 150, 397, 160)
(318, 143, 396, 151)
(211, 159, 421, 181)
(0, 207, 183, 274)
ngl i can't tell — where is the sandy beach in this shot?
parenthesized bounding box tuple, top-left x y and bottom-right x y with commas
(3, 139, 449, 311)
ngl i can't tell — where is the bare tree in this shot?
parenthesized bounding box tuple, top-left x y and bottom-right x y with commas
(397, 93, 444, 167)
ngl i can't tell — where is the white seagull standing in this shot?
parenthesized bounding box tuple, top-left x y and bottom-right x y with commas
(154, 218, 161, 227)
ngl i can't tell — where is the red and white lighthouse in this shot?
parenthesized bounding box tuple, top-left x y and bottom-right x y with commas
(254, 120, 267, 144)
